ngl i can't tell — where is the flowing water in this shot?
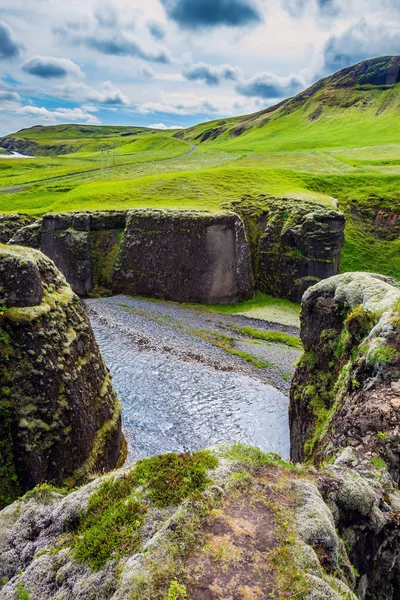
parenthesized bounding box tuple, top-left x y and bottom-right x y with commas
(89, 297, 293, 462)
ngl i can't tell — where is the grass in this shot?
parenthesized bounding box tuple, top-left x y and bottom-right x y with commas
(227, 324, 302, 349)
(2, 62, 400, 279)
(72, 450, 218, 570)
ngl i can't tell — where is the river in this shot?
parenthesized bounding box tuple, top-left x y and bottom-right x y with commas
(87, 296, 298, 462)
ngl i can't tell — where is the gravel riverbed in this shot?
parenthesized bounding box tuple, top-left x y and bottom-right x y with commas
(86, 296, 302, 461)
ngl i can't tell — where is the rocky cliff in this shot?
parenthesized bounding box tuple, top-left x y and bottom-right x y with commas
(1, 271, 400, 599)
(0, 244, 125, 510)
(0, 215, 37, 244)
(10, 210, 254, 304)
(230, 196, 345, 302)
(1, 442, 399, 600)
(290, 272, 400, 467)
(8, 201, 345, 304)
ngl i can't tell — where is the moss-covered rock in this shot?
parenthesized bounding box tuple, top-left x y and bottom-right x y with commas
(289, 272, 400, 598)
(10, 201, 344, 304)
(112, 209, 254, 304)
(0, 214, 37, 244)
(0, 244, 124, 510)
(229, 195, 345, 302)
(0, 444, 376, 600)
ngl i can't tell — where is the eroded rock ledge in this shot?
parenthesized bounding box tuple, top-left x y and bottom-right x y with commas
(7, 201, 345, 304)
(0, 244, 125, 509)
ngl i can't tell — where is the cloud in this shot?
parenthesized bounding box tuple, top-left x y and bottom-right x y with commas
(148, 21, 166, 40)
(160, 0, 262, 29)
(15, 105, 101, 125)
(323, 19, 400, 73)
(236, 71, 306, 98)
(54, 81, 129, 105)
(21, 56, 83, 79)
(0, 90, 20, 102)
(0, 20, 21, 60)
(61, 30, 173, 64)
(182, 62, 242, 86)
(94, 2, 119, 28)
(138, 64, 156, 78)
(282, 0, 340, 18)
(137, 97, 221, 115)
(148, 122, 184, 129)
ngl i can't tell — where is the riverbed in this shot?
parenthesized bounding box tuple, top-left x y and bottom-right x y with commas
(87, 296, 301, 462)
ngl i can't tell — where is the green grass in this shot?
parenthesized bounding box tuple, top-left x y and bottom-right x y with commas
(226, 324, 302, 349)
(72, 450, 218, 570)
(2, 60, 400, 280)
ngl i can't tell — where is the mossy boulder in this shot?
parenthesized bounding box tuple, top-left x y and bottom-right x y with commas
(0, 214, 37, 244)
(0, 244, 125, 510)
(230, 195, 345, 302)
(290, 272, 400, 469)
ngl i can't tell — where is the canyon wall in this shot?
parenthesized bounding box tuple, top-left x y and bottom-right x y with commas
(8, 202, 345, 304)
(0, 244, 125, 509)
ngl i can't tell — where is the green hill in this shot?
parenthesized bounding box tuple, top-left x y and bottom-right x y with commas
(0, 56, 400, 280)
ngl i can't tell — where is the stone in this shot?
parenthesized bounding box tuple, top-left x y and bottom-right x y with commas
(112, 209, 254, 304)
(0, 244, 125, 509)
(0, 214, 37, 244)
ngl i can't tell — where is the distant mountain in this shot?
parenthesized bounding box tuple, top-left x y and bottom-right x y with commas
(1, 56, 400, 156)
(177, 56, 400, 152)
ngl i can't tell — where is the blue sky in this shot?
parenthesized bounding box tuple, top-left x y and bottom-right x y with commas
(0, 0, 399, 135)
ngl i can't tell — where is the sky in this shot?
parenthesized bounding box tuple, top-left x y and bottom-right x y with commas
(0, 0, 399, 135)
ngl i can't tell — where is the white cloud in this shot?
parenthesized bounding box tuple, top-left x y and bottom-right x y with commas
(54, 80, 130, 105)
(148, 122, 184, 129)
(14, 105, 101, 125)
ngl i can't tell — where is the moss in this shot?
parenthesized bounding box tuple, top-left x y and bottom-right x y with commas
(370, 456, 387, 469)
(222, 442, 298, 471)
(367, 344, 398, 367)
(167, 581, 187, 600)
(226, 324, 302, 349)
(16, 583, 30, 600)
(133, 450, 218, 508)
(72, 472, 147, 570)
(23, 483, 69, 504)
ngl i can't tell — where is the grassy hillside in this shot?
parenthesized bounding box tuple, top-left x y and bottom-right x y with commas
(1, 56, 400, 280)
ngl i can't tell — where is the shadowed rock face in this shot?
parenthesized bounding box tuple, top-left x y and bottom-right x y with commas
(10, 209, 254, 304)
(112, 210, 254, 304)
(8, 202, 345, 304)
(0, 244, 124, 509)
(258, 207, 345, 303)
(0, 215, 37, 244)
(289, 272, 400, 598)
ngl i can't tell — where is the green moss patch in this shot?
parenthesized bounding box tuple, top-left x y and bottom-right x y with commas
(133, 450, 218, 508)
(73, 472, 146, 570)
(227, 324, 302, 349)
(71, 450, 218, 571)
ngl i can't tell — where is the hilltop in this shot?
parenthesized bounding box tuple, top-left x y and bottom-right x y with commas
(177, 56, 400, 151)
(0, 56, 399, 280)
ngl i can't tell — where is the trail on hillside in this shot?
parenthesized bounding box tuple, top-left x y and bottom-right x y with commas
(0, 144, 197, 194)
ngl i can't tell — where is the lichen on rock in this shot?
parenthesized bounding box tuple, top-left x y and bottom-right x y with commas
(0, 244, 125, 510)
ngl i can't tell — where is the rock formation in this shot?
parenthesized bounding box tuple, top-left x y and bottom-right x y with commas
(0, 271, 400, 599)
(0, 244, 125, 510)
(112, 210, 253, 303)
(230, 196, 345, 302)
(290, 272, 400, 466)
(8, 201, 345, 304)
(289, 272, 400, 598)
(9, 210, 253, 303)
(0, 215, 37, 244)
